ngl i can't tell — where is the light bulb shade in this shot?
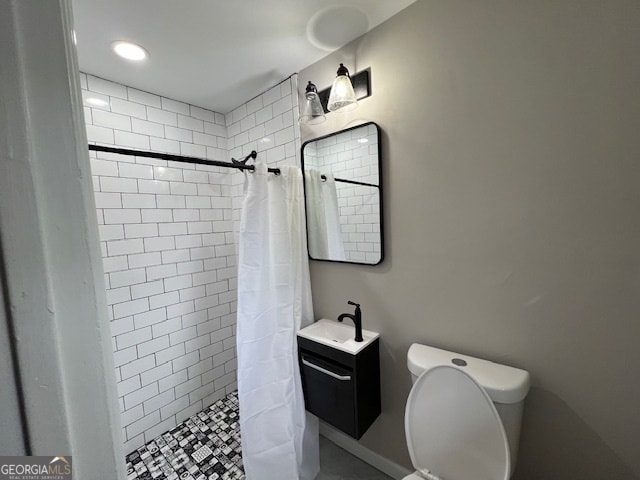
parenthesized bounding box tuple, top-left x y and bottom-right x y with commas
(300, 81, 326, 124)
(327, 64, 358, 112)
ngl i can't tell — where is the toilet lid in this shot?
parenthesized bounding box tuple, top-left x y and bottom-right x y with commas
(405, 365, 510, 480)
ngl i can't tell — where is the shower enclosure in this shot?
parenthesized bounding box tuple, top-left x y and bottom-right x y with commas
(84, 72, 315, 478)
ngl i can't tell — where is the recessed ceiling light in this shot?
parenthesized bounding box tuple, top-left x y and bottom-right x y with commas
(357, 138, 369, 144)
(85, 97, 109, 107)
(111, 41, 148, 61)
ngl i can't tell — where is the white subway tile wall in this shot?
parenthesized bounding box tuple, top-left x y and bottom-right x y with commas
(226, 75, 302, 237)
(82, 73, 240, 452)
(227, 76, 300, 167)
(304, 124, 381, 262)
(336, 184, 381, 263)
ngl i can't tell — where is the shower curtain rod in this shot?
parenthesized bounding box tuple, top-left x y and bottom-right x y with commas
(88, 144, 379, 187)
(319, 175, 377, 188)
(88, 144, 281, 174)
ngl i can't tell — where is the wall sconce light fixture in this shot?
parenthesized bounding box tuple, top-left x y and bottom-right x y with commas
(299, 81, 326, 124)
(320, 65, 370, 114)
(327, 63, 358, 112)
(300, 64, 371, 124)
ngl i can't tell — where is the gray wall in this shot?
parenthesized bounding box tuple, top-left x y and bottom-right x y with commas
(299, 1, 640, 478)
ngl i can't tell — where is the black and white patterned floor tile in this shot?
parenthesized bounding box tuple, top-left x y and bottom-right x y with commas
(126, 391, 244, 480)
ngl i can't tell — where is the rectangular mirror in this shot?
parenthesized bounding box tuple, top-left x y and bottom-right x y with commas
(302, 122, 383, 265)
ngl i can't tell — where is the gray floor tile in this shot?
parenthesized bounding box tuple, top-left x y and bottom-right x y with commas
(316, 436, 393, 480)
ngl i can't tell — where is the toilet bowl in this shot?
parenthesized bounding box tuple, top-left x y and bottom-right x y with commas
(403, 344, 530, 480)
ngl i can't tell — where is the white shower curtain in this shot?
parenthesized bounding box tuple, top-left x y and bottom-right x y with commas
(236, 159, 320, 480)
(305, 169, 329, 259)
(304, 169, 346, 261)
(320, 173, 346, 261)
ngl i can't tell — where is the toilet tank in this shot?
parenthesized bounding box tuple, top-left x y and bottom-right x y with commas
(407, 343, 530, 475)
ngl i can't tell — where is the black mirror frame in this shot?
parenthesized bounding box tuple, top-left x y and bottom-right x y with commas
(301, 121, 384, 266)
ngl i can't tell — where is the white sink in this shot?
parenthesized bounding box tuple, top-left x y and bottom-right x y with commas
(297, 319, 379, 355)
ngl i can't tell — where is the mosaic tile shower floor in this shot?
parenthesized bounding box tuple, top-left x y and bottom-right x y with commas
(126, 390, 393, 480)
(126, 391, 244, 480)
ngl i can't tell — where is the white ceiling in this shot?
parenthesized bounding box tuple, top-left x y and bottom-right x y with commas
(71, 0, 417, 114)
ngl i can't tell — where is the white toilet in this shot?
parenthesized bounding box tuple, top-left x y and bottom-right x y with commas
(403, 343, 530, 480)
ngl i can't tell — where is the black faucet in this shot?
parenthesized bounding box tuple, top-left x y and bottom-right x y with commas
(337, 300, 363, 342)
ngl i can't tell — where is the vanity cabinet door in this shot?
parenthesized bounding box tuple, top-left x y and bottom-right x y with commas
(299, 352, 356, 437)
(298, 336, 381, 439)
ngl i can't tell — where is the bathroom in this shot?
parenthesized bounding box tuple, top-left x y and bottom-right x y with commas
(1, 0, 639, 479)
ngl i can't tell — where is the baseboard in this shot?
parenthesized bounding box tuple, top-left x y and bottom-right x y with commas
(319, 421, 412, 480)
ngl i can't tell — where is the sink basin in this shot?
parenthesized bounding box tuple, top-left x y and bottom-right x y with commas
(297, 319, 379, 354)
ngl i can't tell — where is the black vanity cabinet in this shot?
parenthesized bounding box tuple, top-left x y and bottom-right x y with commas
(297, 336, 381, 439)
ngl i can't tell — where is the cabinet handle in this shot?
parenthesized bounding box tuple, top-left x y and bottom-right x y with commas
(302, 358, 352, 381)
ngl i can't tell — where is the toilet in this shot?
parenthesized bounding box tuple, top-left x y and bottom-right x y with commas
(403, 344, 530, 480)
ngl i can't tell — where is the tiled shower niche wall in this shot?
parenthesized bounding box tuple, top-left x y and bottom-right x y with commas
(82, 73, 238, 452)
